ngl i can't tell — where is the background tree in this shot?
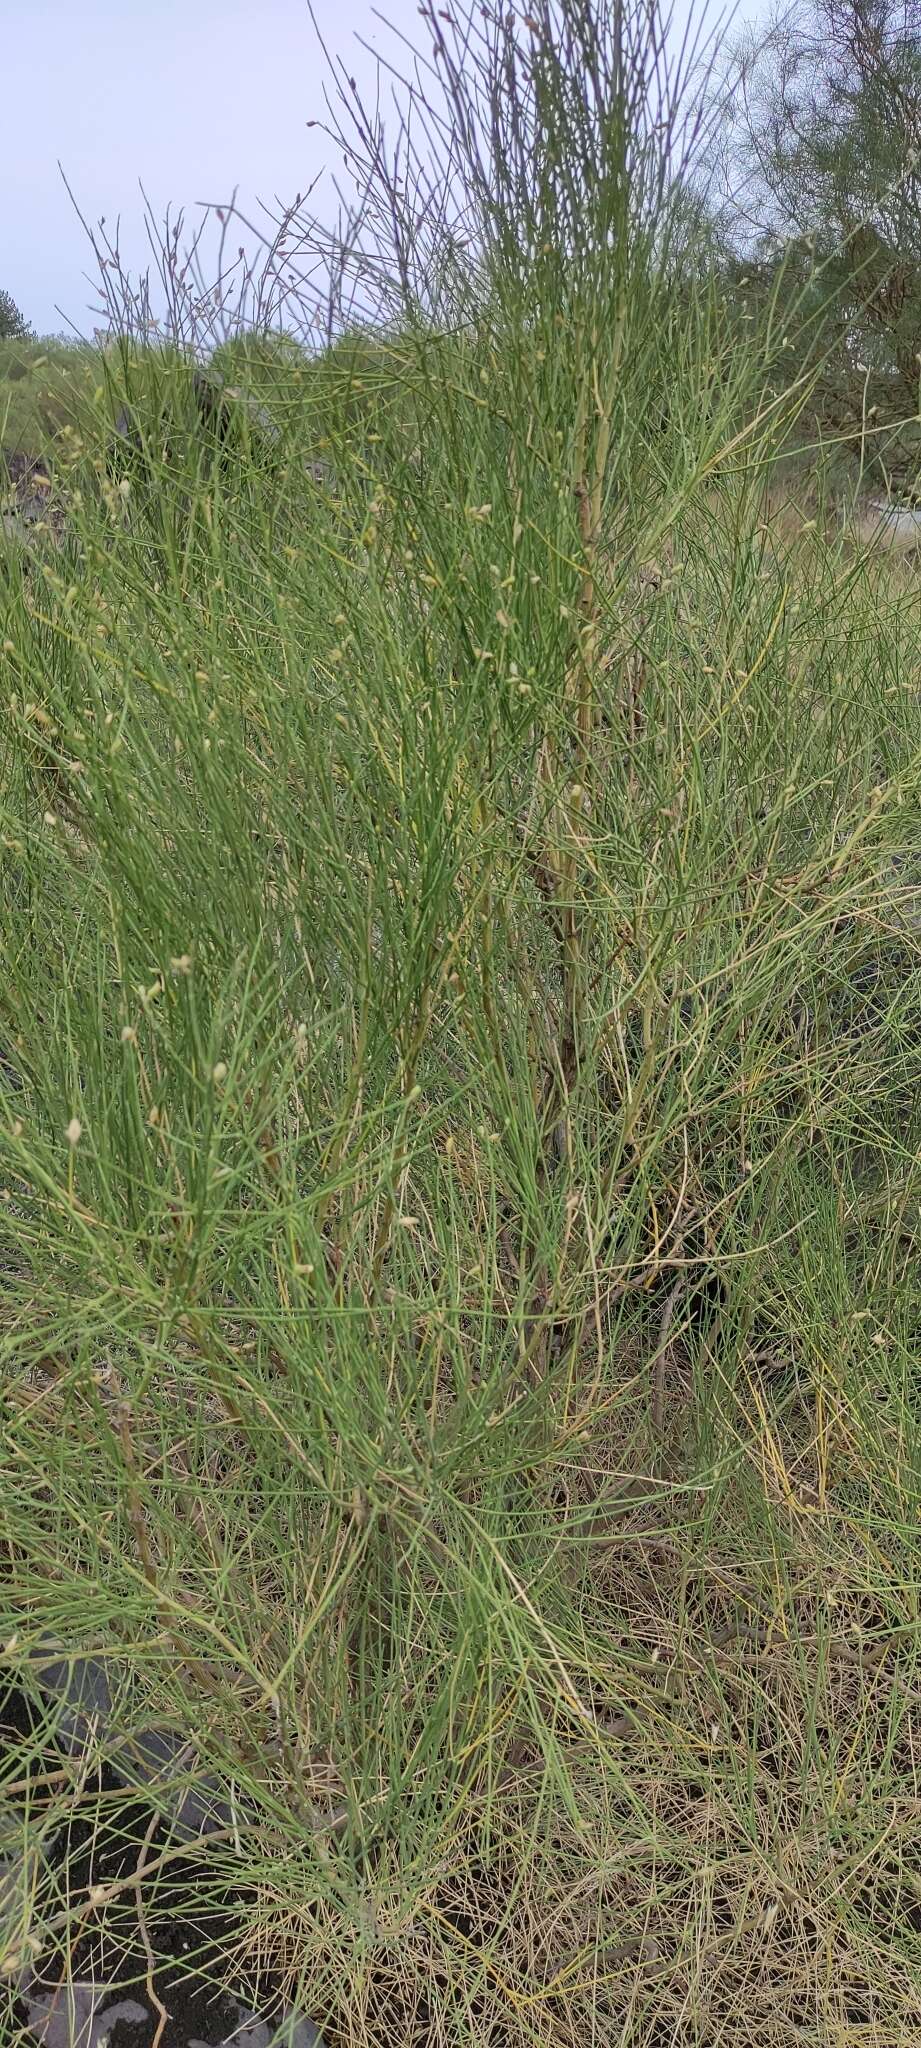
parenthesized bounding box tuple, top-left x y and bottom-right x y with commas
(0, 288, 30, 342)
(712, 0, 921, 488)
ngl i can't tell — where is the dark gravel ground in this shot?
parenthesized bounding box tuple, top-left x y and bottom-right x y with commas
(1, 1669, 322, 2048)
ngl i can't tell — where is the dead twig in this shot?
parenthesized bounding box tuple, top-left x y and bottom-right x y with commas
(130, 1807, 170, 2048)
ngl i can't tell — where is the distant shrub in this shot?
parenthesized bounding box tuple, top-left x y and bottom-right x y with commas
(0, 339, 116, 458)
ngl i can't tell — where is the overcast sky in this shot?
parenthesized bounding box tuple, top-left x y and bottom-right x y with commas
(3, 0, 743, 339)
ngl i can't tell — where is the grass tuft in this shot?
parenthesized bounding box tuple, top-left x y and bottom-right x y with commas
(3, 3, 921, 2042)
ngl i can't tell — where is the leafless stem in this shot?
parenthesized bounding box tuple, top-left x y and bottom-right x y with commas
(652, 1273, 686, 1435)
